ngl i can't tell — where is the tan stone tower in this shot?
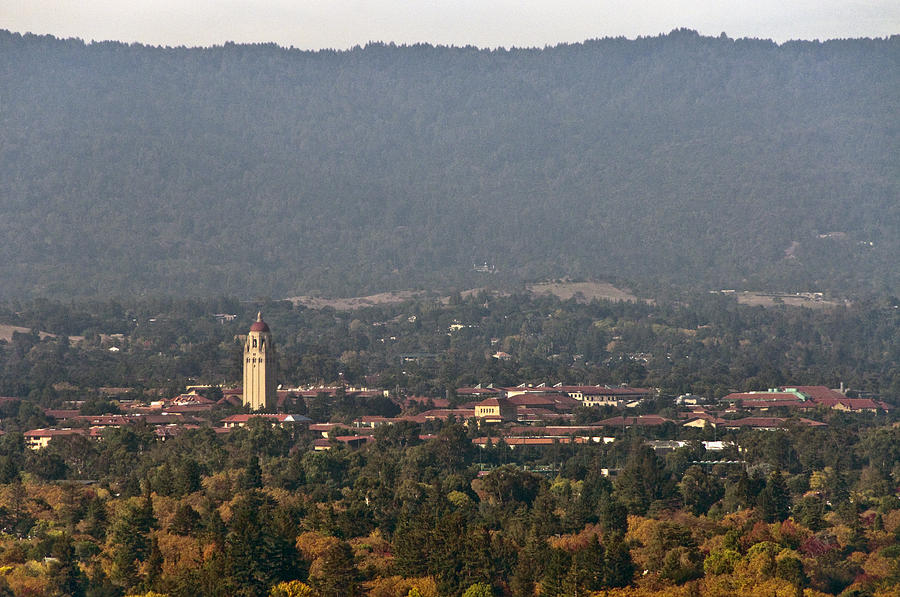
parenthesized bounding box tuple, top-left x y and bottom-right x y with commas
(243, 312, 276, 410)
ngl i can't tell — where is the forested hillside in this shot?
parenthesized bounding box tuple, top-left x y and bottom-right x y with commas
(1, 30, 897, 298)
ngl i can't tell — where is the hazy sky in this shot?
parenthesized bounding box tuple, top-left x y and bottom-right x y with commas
(2, 0, 898, 49)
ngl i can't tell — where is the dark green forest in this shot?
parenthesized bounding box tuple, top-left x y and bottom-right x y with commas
(1, 30, 898, 299)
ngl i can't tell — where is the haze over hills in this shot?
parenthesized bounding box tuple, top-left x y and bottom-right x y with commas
(0, 29, 897, 299)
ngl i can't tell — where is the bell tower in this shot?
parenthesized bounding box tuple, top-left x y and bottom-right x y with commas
(243, 312, 276, 410)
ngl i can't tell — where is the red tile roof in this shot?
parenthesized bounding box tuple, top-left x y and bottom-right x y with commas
(506, 394, 556, 406)
(160, 404, 216, 413)
(477, 398, 502, 407)
(44, 409, 80, 420)
(24, 428, 88, 438)
(456, 387, 502, 396)
(725, 386, 886, 413)
(73, 415, 131, 426)
(472, 436, 600, 447)
(404, 396, 451, 408)
(781, 386, 845, 401)
(221, 413, 311, 424)
(593, 415, 674, 427)
(217, 394, 243, 407)
(724, 392, 806, 403)
(556, 385, 653, 396)
(419, 408, 476, 420)
(738, 399, 815, 410)
(815, 397, 880, 411)
(507, 425, 607, 436)
(720, 417, 827, 429)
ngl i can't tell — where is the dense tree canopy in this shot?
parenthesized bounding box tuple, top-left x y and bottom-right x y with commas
(0, 295, 897, 595)
(0, 30, 897, 299)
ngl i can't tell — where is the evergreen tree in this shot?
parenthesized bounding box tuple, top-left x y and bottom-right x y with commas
(0, 456, 20, 484)
(462, 525, 495, 589)
(558, 563, 576, 597)
(604, 535, 634, 589)
(173, 458, 202, 495)
(145, 536, 163, 592)
(510, 532, 547, 597)
(598, 495, 628, 536)
(223, 491, 303, 596)
(169, 502, 201, 536)
(242, 456, 263, 489)
(47, 533, 86, 597)
(539, 548, 570, 597)
(108, 498, 155, 591)
(531, 488, 561, 538)
(575, 534, 605, 591)
(757, 471, 791, 523)
(615, 444, 668, 514)
(311, 541, 362, 597)
(393, 517, 432, 578)
(429, 510, 468, 595)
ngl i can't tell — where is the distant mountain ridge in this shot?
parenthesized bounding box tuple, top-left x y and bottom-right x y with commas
(0, 29, 897, 298)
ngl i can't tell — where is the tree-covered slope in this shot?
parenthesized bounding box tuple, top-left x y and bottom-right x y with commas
(0, 29, 897, 298)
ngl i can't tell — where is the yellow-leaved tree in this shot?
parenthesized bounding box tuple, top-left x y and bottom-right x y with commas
(269, 580, 317, 597)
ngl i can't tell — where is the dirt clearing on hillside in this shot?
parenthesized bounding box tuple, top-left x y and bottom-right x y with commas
(289, 281, 645, 311)
(527, 281, 646, 303)
(0, 324, 58, 342)
(734, 292, 847, 309)
(288, 290, 428, 310)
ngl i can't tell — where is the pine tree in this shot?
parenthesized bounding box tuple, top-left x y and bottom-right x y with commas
(144, 536, 163, 592)
(462, 526, 495, 589)
(604, 535, 634, 589)
(539, 548, 570, 597)
(47, 533, 85, 597)
(561, 561, 580, 597)
(757, 471, 791, 522)
(83, 496, 108, 540)
(109, 499, 155, 591)
(242, 456, 263, 489)
(170, 502, 201, 535)
(510, 532, 547, 597)
(598, 495, 628, 536)
(312, 541, 362, 597)
(393, 518, 431, 577)
(575, 534, 605, 591)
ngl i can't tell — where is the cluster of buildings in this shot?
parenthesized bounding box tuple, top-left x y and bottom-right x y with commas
(14, 316, 892, 453)
(720, 386, 891, 413)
